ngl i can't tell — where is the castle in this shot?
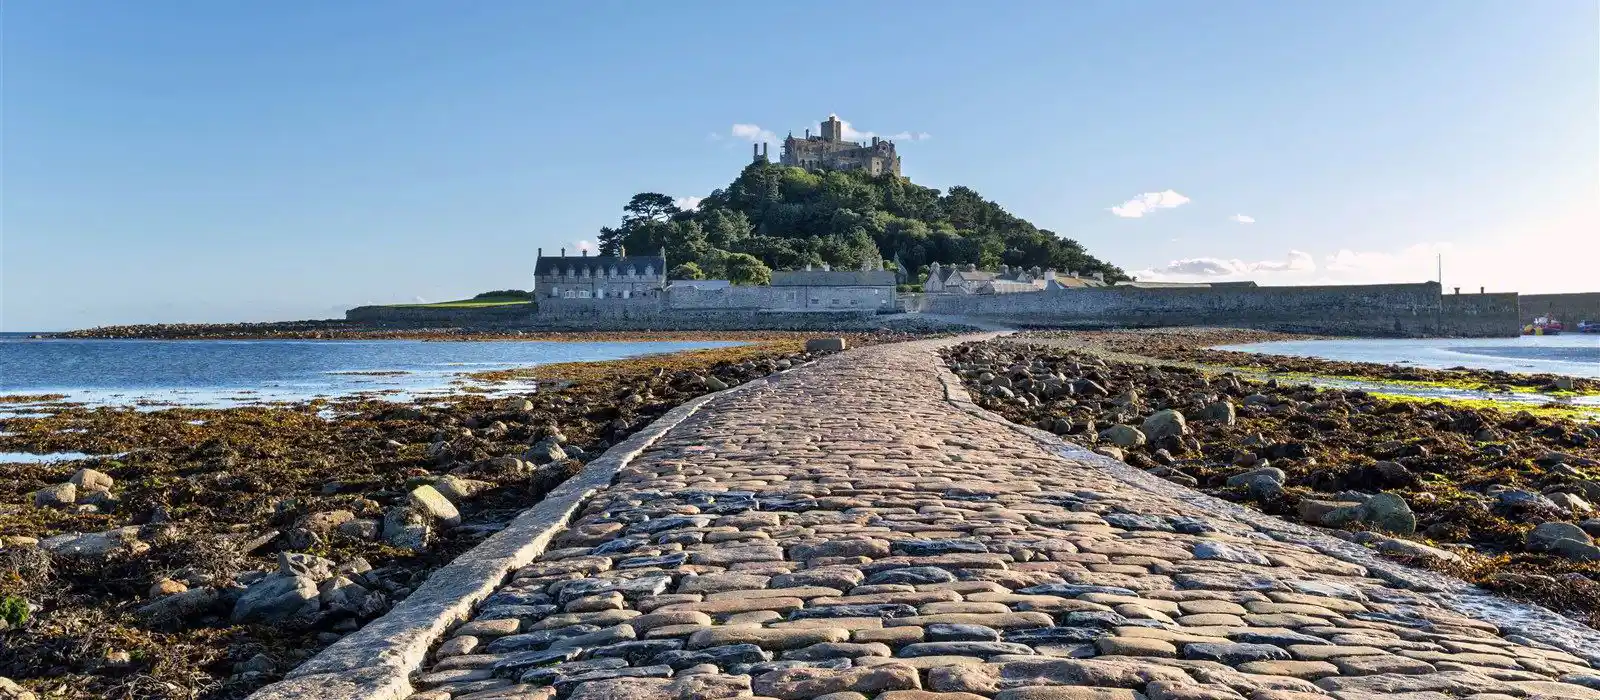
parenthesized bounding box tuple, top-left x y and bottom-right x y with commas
(754, 115, 902, 177)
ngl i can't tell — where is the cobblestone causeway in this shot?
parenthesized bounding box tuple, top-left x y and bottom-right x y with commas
(402, 339, 1600, 700)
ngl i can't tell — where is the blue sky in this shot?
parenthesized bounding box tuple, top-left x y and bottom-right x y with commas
(4, 1, 1596, 330)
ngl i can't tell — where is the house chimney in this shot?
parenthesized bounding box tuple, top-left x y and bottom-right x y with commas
(583, 248, 589, 257)
(561, 248, 566, 257)
(1454, 287, 1460, 295)
(537, 247, 542, 258)
(805, 263, 813, 271)
(821, 263, 831, 272)
(1480, 286, 1485, 294)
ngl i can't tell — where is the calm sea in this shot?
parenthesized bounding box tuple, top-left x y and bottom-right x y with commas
(0, 334, 742, 409)
(1215, 335, 1600, 379)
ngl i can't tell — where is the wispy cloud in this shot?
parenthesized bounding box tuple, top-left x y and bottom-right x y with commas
(1137, 250, 1315, 278)
(730, 123, 777, 143)
(1231, 214, 1256, 224)
(573, 239, 594, 253)
(834, 115, 930, 142)
(1110, 190, 1191, 218)
(674, 196, 703, 211)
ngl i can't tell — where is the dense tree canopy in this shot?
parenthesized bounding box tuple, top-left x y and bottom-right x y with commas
(598, 162, 1126, 284)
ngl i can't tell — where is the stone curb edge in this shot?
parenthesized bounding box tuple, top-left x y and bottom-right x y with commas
(934, 361, 1600, 663)
(246, 363, 801, 700)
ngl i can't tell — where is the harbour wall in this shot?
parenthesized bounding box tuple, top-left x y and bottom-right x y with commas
(906, 282, 1521, 337)
(1519, 293, 1600, 326)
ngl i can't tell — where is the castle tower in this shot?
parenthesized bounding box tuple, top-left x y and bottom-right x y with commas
(752, 142, 769, 164)
(821, 115, 842, 142)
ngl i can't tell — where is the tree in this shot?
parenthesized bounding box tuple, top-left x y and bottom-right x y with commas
(669, 262, 706, 280)
(724, 253, 772, 286)
(600, 161, 1129, 284)
(622, 193, 680, 226)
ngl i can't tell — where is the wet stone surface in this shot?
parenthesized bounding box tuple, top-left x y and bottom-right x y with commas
(402, 339, 1600, 700)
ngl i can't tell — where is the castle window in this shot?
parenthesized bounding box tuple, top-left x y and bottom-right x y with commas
(644, 265, 654, 276)
(598, 286, 607, 298)
(582, 267, 591, 278)
(578, 290, 591, 299)
(563, 290, 575, 299)
(549, 287, 560, 298)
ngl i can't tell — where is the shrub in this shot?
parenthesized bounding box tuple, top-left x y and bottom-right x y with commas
(472, 290, 531, 300)
(1, 594, 29, 627)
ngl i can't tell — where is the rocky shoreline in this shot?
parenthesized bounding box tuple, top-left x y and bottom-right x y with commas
(944, 331, 1600, 627)
(1052, 327, 1600, 394)
(0, 332, 935, 699)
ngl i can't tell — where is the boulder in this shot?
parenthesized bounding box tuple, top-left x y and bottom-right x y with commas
(338, 518, 380, 540)
(1226, 467, 1286, 488)
(32, 483, 75, 509)
(69, 468, 114, 493)
(136, 586, 222, 628)
(0, 676, 38, 700)
(1360, 493, 1416, 535)
(433, 475, 492, 503)
(277, 552, 336, 581)
(1140, 410, 1189, 443)
(805, 338, 847, 353)
(382, 506, 431, 553)
(38, 527, 147, 562)
(1527, 522, 1593, 553)
(1549, 493, 1596, 516)
(1099, 425, 1146, 449)
(703, 376, 730, 391)
(231, 572, 319, 624)
(524, 438, 567, 465)
(408, 485, 462, 527)
(1198, 401, 1236, 425)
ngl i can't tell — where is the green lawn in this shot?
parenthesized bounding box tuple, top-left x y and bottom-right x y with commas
(387, 296, 532, 309)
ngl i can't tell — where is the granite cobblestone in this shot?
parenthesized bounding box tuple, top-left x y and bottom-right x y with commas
(403, 338, 1599, 700)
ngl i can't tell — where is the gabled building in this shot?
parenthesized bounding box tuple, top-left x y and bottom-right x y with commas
(533, 247, 665, 300)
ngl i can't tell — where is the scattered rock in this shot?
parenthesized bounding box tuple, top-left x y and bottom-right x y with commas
(408, 485, 462, 527)
(1140, 409, 1189, 442)
(32, 483, 76, 509)
(1099, 425, 1146, 449)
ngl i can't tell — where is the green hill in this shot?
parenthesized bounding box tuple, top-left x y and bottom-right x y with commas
(598, 162, 1127, 285)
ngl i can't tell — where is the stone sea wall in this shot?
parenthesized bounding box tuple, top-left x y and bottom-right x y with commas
(908, 282, 1521, 337)
(344, 304, 533, 328)
(1520, 292, 1600, 325)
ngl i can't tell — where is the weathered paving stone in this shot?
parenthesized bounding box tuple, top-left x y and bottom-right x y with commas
(398, 340, 1599, 700)
(1184, 642, 1293, 664)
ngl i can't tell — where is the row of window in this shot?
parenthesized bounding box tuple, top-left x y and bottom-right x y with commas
(542, 266, 654, 280)
(548, 287, 649, 299)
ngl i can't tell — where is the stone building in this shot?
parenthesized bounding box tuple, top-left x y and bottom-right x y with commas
(770, 115, 902, 177)
(924, 262, 1104, 294)
(532, 247, 665, 300)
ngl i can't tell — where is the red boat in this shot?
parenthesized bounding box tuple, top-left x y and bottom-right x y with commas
(1524, 316, 1564, 335)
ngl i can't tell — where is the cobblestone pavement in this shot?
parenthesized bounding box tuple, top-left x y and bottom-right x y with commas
(402, 339, 1600, 700)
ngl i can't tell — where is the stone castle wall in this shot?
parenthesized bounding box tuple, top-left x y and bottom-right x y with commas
(906, 282, 1521, 337)
(1519, 292, 1600, 325)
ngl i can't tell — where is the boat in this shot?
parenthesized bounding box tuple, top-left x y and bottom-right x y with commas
(1524, 316, 1564, 335)
(1578, 320, 1599, 334)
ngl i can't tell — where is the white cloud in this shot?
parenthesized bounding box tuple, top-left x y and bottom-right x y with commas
(1110, 190, 1191, 218)
(1136, 250, 1316, 279)
(730, 123, 777, 143)
(674, 196, 703, 211)
(573, 240, 594, 253)
(833, 115, 930, 143)
(1231, 214, 1256, 224)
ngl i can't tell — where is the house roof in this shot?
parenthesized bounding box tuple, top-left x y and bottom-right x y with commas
(535, 253, 664, 277)
(947, 270, 999, 282)
(771, 269, 897, 287)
